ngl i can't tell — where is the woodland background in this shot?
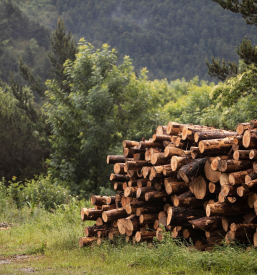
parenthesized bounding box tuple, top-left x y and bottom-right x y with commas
(0, 0, 257, 198)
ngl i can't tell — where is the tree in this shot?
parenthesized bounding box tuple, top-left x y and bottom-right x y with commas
(207, 0, 257, 80)
(45, 39, 165, 196)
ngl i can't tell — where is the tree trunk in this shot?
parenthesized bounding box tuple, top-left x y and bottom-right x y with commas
(218, 160, 254, 173)
(164, 146, 185, 158)
(156, 125, 168, 135)
(125, 160, 151, 171)
(199, 138, 234, 154)
(189, 216, 222, 231)
(107, 155, 125, 164)
(135, 231, 156, 242)
(233, 150, 251, 160)
(123, 140, 140, 148)
(110, 173, 130, 182)
(194, 131, 237, 143)
(192, 176, 210, 200)
(81, 208, 103, 221)
(178, 157, 208, 182)
(229, 169, 253, 186)
(151, 153, 170, 165)
(164, 178, 189, 195)
(139, 213, 159, 224)
(145, 190, 167, 201)
(171, 156, 193, 171)
(236, 123, 250, 135)
(136, 186, 156, 198)
(102, 208, 127, 223)
(79, 237, 98, 247)
(206, 202, 250, 217)
(152, 134, 172, 142)
(167, 207, 205, 225)
(243, 130, 257, 148)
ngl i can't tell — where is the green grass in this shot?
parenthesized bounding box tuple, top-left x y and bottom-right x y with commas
(1, 201, 257, 274)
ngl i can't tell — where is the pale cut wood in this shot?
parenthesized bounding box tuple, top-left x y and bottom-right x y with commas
(171, 156, 193, 171)
(142, 166, 152, 178)
(107, 155, 125, 164)
(229, 169, 253, 186)
(79, 237, 98, 247)
(233, 150, 251, 160)
(211, 156, 229, 171)
(250, 150, 257, 160)
(194, 131, 237, 143)
(236, 123, 250, 135)
(192, 176, 209, 200)
(153, 134, 172, 142)
(164, 178, 189, 195)
(219, 160, 254, 173)
(102, 208, 127, 223)
(123, 140, 140, 148)
(206, 202, 250, 217)
(156, 125, 168, 135)
(222, 216, 244, 232)
(220, 173, 229, 186)
(220, 185, 238, 197)
(135, 231, 156, 242)
(189, 216, 222, 231)
(209, 182, 221, 194)
(204, 160, 221, 183)
(164, 146, 185, 158)
(167, 121, 185, 135)
(243, 129, 257, 148)
(237, 186, 252, 197)
(199, 137, 234, 153)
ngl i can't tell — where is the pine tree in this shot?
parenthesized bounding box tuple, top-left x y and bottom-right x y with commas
(207, 0, 257, 80)
(48, 17, 77, 94)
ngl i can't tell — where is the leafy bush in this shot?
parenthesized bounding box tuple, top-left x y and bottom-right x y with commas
(0, 175, 72, 212)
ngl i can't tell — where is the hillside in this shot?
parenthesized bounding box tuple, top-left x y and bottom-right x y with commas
(16, 0, 257, 81)
(0, 1, 50, 84)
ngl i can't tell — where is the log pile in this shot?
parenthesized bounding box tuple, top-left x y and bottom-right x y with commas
(79, 120, 257, 250)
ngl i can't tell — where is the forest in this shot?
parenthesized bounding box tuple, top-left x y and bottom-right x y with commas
(0, 0, 257, 197)
(1, 0, 257, 273)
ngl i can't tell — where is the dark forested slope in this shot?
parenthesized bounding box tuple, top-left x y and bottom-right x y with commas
(0, 1, 50, 83)
(6, 0, 257, 81)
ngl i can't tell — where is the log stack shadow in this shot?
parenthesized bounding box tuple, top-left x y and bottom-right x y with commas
(79, 120, 257, 250)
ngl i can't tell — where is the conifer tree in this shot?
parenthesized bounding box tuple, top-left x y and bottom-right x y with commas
(207, 0, 257, 80)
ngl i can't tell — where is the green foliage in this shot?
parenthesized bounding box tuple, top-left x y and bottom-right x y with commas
(45, 40, 165, 195)
(164, 77, 215, 124)
(0, 84, 50, 181)
(16, 0, 257, 82)
(0, 175, 72, 213)
(0, 1, 50, 85)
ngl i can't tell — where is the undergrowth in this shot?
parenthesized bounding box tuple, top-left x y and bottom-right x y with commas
(1, 178, 257, 274)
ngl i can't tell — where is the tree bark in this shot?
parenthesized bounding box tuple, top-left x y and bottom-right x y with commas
(110, 173, 130, 182)
(218, 160, 254, 173)
(178, 157, 208, 182)
(206, 202, 250, 217)
(189, 216, 222, 231)
(194, 131, 237, 143)
(229, 169, 253, 186)
(79, 237, 98, 247)
(167, 207, 205, 226)
(102, 208, 127, 223)
(199, 138, 234, 154)
(171, 156, 193, 172)
(233, 150, 251, 160)
(123, 140, 140, 148)
(107, 155, 125, 164)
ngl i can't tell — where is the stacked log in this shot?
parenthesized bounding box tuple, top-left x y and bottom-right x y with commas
(79, 119, 257, 250)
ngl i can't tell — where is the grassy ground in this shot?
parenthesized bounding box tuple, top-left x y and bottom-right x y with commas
(1, 202, 257, 275)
